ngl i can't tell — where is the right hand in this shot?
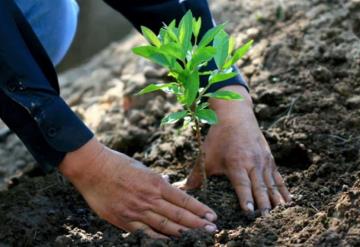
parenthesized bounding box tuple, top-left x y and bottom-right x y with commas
(59, 138, 217, 238)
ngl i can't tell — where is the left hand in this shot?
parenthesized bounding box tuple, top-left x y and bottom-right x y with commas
(176, 86, 291, 215)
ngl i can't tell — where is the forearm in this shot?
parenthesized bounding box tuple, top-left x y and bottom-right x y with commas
(0, 0, 93, 171)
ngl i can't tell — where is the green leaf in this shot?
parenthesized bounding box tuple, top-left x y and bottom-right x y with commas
(171, 62, 184, 74)
(179, 10, 193, 52)
(163, 83, 183, 95)
(190, 47, 216, 69)
(160, 43, 185, 60)
(195, 109, 218, 125)
(136, 83, 176, 95)
(209, 72, 237, 84)
(228, 36, 235, 55)
(167, 28, 179, 42)
(183, 70, 200, 106)
(132, 46, 171, 67)
(205, 90, 243, 100)
(198, 23, 226, 48)
(166, 20, 179, 42)
(213, 30, 229, 69)
(226, 40, 253, 68)
(141, 26, 161, 47)
(198, 102, 210, 110)
(193, 17, 202, 38)
(161, 111, 188, 125)
(159, 28, 171, 44)
(199, 71, 212, 76)
(168, 19, 176, 29)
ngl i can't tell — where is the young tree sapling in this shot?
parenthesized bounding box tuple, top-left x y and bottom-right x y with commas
(133, 10, 253, 190)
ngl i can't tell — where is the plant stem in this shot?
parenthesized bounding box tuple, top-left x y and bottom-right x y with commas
(193, 113, 207, 192)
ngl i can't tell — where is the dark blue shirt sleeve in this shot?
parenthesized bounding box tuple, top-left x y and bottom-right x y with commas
(103, 0, 249, 92)
(0, 0, 247, 172)
(0, 0, 93, 172)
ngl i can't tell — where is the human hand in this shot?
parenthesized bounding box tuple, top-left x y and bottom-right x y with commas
(176, 86, 291, 215)
(59, 138, 218, 238)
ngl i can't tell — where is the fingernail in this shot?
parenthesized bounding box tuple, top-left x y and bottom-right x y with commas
(247, 202, 254, 212)
(204, 224, 217, 233)
(205, 212, 217, 222)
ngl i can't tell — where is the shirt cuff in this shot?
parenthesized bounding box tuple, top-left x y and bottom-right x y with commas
(0, 76, 94, 169)
(199, 59, 249, 93)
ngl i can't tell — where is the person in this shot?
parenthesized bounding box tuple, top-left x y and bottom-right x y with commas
(0, 0, 291, 239)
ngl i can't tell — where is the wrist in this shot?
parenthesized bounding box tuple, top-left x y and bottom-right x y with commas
(209, 85, 255, 124)
(58, 137, 105, 181)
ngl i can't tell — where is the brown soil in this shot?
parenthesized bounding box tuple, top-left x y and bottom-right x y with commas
(1, 0, 360, 246)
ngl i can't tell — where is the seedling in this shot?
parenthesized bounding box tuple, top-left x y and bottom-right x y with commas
(133, 10, 252, 190)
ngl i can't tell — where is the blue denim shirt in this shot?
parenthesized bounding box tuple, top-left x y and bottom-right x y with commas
(0, 0, 248, 171)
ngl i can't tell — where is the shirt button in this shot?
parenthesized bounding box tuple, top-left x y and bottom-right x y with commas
(47, 127, 57, 138)
(18, 81, 25, 91)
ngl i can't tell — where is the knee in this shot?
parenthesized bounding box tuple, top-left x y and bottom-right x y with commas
(15, 0, 79, 66)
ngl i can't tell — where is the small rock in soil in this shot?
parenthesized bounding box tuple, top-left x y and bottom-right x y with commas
(346, 95, 360, 109)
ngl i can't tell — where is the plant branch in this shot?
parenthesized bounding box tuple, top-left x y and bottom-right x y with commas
(190, 108, 207, 191)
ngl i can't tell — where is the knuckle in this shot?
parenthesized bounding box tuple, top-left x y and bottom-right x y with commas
(158, 217, 169, 231)
(232, 178, 251, 188)
(225, 153, 242, 167)
(254, 183, 268, 193)
(146, 198, 162, 212)
(275, 181, 286, 188)
(226, 151, 266, 172)
(248, 163, 263, 177)
(131, 199, 152, 213)
(268, 185, 280, 195)
(113, 200, 145, 221)
(174, 209, 184, 224)
(181, 194, 192, 208)
(119, 208, 139, 221)
(243, 151, 262, 164)
(264, 151, 274, 163)
(149, 174, 165, 189)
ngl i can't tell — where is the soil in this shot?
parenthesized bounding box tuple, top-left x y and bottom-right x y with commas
(1, 0, 360, 246)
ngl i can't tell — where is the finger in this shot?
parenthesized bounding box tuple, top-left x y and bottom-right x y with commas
(249, 167, 272, 215)
(273, 169, 291, 202)
(128, 221, 168, 239)
(154, 199, 216, 230)
(263, 166, 285, 207)
(161, 184, 217, 222)
(227, 168, 255, 212)
(107, 213, 168, 239)
(142, 211, 190, 237)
